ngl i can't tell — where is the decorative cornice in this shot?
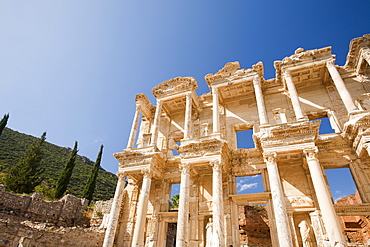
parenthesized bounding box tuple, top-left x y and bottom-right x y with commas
(344, 34, 370, 69)
(152, 77, 198, 99)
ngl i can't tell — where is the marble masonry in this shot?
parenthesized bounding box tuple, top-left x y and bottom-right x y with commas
(104, 34, 370, 247)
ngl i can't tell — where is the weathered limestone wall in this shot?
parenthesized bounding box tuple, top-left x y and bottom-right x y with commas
(0, 183, 88, 226)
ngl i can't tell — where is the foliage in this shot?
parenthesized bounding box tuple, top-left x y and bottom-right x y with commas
(83, 144, 103, 202)
(170, 194, 180, 209)
(2, 132, 46, 194)
(54, 141, 78, 199)
(0, 128, 117, 200)
(0, 114, 9, 136)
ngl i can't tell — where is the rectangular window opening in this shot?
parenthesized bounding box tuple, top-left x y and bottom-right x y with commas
(236, 174, 264, 194)
(169, 183, 180, 211)
(325, 167, 358, 203)
(236, 129, 255, 149)
(308, 113, 335, 135)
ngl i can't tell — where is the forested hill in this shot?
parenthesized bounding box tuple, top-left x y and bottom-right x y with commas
(0, 128, 117, 201)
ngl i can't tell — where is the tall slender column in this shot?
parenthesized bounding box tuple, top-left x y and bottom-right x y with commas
(211, 160, 225, 247)
(283, 70, 306, 121)
(326, 59, 357, 112)
(253, 75, 269, 125)
(176, 163, 191, 247)
(127, 105, 141, 149)
(150, 99, 163, 146)
(304, 148, 346, 246)
(264, 152, 293, 247)
(103, 172, 126, 247)
(184, 93, 192, 139)
(212, 87, 220, 135)
(131, 169, 153, 247)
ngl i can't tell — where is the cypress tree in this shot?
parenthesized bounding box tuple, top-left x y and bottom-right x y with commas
(54, 141, 78, 199)
(0, 113, 9, 136)
(3, 131, 46, 194)
(82, 145, 103, 202)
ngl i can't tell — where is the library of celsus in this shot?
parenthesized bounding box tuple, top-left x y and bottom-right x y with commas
(104, 34, 370, 247)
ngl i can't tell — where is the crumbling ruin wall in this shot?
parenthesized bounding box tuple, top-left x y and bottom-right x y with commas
(0, 183, 88, 226)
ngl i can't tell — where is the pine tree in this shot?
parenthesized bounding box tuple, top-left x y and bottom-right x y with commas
(54, 141, 78, 199)
(3, 132, 46, 194)
(82, 145, 103, 202)
(0, 113, 9, 136)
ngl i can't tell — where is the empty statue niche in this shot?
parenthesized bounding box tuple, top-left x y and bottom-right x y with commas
(324, 168, 370, 243)
(169, 183, 180, 211)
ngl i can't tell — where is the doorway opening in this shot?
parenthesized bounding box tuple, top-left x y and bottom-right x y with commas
(165, 223, 177, 247)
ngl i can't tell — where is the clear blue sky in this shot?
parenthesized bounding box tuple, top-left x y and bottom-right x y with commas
(0, 1, 369, 199)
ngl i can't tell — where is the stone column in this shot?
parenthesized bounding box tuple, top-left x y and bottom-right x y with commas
(326, 59, 357, 112)
(212, 87, 220, 135)
(211, 160, 225, 247)
(176, 163, 191, 247)
(127, 105, 141, 149)
(304, 148, 346, 246)
(253, 75, 269, 125)
(283, 70, 306, 121)
(103, 172, 126, 247)
(150, 99, 163, 146)
(263, 152, 293, 247)
(184, 93, 192, 139)
(131, 169, 153, 247)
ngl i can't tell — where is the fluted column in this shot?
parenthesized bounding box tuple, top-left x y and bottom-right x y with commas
(150, 99, 163, 146)
(253, 75, 269, 125)
(212, 87, 220, 135)
(304, 148, 346, 246)
(176, 163, 191, 247)
(131, 169, 153, 247)
(264, 152, 293, 247)
(127, 105, 141, 149)
(211, 160, 225, 246)
(283, 70, 306, 121)
(326, 59, 357, 112)
(184, 93, 192, 139)
(103, 172, 126, 247)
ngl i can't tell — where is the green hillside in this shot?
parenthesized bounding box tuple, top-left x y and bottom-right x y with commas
(0, 128, 117, 201)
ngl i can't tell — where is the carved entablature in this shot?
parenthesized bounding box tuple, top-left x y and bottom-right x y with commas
(288, 196, 314, 208)
(230, 148, 264, 166)
(334, 203, 370, 216)
(135, 93, 154, 119)
(345, 34, 370, 70)
(114, 150, 165, 172)
(178, 138, 229, 159)
(343, 113, 370, 156)
(152, 77, 198, 99)
(256, 120, 320, 149)
(204, 61, 261, 87)
(315, 134, 354, 167)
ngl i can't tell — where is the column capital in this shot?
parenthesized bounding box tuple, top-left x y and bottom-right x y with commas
(210, 160, 222, 172)
(212, 86, 219, 94)
(263, 152, 277, 164)
(252, 75, 261, 86)
(326, 58, 336, 68)
(117, 171, 127, 180)
(135, 104, 141, 112)
(179, 162, 191, 174)
(303, 147, 319, 161)
(141, 168, 153, 179)
(282, 69, 292, 79)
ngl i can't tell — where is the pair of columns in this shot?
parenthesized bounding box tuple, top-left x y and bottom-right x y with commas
(176, 161, 225, 247)
(211, 75, 269, 136)
(103, 169, 153, 247)
(127, 92, 194, 149)
(283, 59, 357, 121)
(264, 149, 345, 247)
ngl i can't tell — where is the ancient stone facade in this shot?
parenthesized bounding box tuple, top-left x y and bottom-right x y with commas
(104, 34, 370, 247)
